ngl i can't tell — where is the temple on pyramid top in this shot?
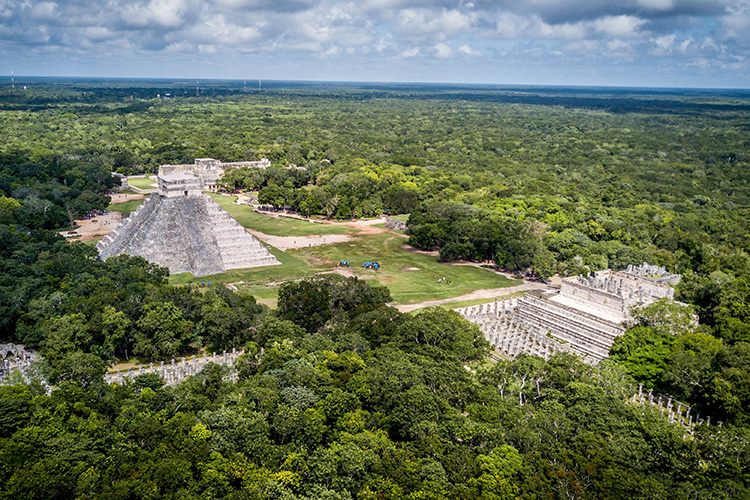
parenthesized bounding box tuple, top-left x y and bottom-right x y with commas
(97, 159, 279, 276)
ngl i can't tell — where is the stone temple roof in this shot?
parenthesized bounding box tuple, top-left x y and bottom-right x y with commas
(159, 174, 197, 182)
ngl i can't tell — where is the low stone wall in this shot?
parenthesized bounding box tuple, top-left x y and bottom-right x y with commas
(105, 349, 245, 386)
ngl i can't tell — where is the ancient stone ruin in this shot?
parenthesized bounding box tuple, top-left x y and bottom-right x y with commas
(158, 157, 271, 192)
(97, 161, 279, 276)
(104, 349, 244, 387)
(0, 344, 51, 393)
(458, 264, 679, 363)
(384, 217, 408, 231)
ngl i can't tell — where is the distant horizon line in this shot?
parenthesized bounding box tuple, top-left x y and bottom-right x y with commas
(1, 74, 749, 93)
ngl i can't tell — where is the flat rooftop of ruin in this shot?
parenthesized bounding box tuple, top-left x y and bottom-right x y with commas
(547, 293, 625, 324)
(159, 173, 198, 181)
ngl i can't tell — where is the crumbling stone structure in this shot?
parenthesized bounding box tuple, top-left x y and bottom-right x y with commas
(98, 164, 279, 276)
(0, 344, 50, 392)
(458, 265, 679, 363)
(384, 217, 408, 231)
(159, 158, 271, 192)
(621, 261, 681, 286)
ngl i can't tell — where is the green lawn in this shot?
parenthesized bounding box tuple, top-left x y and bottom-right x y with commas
(387, 214, 410, 222)
(127, 176, 156, 189)
(169, 245, 322, 288)
(208, 193, 356, 236)
(166, 201, 516, 307)
(291, 232, 518, 304)
(108, 199, 145, 217)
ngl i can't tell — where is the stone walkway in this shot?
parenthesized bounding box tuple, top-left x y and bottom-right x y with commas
(394, 281, 548, 313)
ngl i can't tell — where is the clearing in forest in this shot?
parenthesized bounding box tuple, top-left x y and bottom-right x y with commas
(167, 194, 518, 307)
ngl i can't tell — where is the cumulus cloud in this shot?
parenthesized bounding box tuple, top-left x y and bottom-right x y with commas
(457, 44, 480, 55)
(0, 0, 747, 86)
(434, 42, 453, 57)
(399, 46, 420, 57)
(394, 8, 474, 41)
(593, 15, 646, 38)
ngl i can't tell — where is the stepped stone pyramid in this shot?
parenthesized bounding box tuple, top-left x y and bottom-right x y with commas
(97, 171, 279, 276)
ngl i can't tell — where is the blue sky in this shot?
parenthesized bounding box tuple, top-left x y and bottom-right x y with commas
(1, 0, 748, 88)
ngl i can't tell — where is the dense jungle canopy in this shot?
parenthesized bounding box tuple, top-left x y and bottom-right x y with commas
(0, 79, 748, 499)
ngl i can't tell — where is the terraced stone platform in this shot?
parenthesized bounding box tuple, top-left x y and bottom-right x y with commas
(97, 194, 279, 276)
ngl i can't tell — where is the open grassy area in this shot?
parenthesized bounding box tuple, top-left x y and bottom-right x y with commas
(208, 193, 356, 236)
(166, 203, 516, 307)
(169, 245, 323, 288)
(127, 176, 156, 189)
(108, 199, 145, 217)
(387, 214, 410, 222)
(291, 233, 517, 304)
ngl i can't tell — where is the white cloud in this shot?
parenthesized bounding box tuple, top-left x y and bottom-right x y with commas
(494, 12, 530, 38)
(396, 8, 473, 41)
(0, 0, 746, 87)
(593, 15, 646, 38)
(457, 44, 479, 55)
(654, 34, 676, 51)
(678, 37, 693, 52)
(434, 42, 452, 57)
(533, 19, 587, 40)
(30, 2, 57, 20)
(121, 0, 196, 29)
(400, 46, 420, 57)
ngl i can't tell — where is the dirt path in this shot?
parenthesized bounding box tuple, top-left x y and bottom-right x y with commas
(62, 213, 123, 242)
(393, 281, 548, 313)
(245, 230, 353, 251)
(62, 193, 145, 242)
(109, 193, 145, 204)
(243, 213, 404, 251)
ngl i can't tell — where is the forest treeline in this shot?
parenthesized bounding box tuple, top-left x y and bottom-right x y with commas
(1, 263, 749, 499)
(0, 80, 749, 498)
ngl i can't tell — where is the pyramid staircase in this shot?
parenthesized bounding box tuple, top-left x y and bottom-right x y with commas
(98, 194, 279, 276)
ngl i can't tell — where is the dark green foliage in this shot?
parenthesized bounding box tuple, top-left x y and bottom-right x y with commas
(0, 294, 748, 499)
(277, 276, 391, 333)
(1, 80, 750, 499)
(277, 279, 333, 333)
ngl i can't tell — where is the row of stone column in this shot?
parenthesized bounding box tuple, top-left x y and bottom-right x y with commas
(631, 383, 718, 436)
(458, 297, 568, 361)
(456, 296, 519, 321)
(104, 349, 245, 387)
(463, 305, 566, 361)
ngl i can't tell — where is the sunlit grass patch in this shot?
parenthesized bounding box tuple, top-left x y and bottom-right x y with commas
(168, 245, 322, 287)
(108, 199, 145, 217)
(208, 193, 355, 236)
(127, 176, 157, 189)
(291, 232, 517, 304)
